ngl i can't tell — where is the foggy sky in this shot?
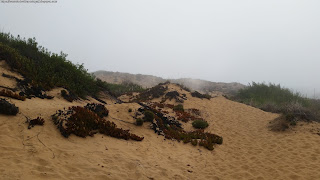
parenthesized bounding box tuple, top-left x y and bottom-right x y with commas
(1, 0, 320, 98)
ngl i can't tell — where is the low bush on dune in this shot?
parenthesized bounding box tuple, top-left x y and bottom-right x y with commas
(26, 117, 45, 129)
(84, 103, 109, 118)
(163, 91, 185, 103)
(232, 82, 319, 124)
(0, 89, 26, 101)
(60, 89, 78, 102)
(1, 73, 53, 99)
(139, 103, 222, 151)
(173, 104, 184, 112)
(95, 79, 145, 97)
(192, 119, 209, 129)
(0, 98, 19, 115)
(191, 91, 211, 100)
(136, 84, 168, 101)
(175, 111, 197, 123)
(52, 104, 144, 141)
(165, 91, 180, 100)
(144, 110, 154, 122)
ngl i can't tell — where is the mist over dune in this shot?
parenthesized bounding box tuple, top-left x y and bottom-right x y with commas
(94, 70, 246, 95)
(1, 1, 320, 179)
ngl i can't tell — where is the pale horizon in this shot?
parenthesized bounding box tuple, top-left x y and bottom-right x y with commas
(1, 0, 320, 98)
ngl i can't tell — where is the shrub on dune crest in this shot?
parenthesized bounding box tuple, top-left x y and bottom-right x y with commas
(232, 82, 319, 123)
(0, 32, 144, 99)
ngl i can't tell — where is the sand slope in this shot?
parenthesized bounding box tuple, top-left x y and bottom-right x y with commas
(1, 63, 320, 179)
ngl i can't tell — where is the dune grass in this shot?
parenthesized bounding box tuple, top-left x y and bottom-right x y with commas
(232, 82, 319, 123)
(234, 82, 309, 107)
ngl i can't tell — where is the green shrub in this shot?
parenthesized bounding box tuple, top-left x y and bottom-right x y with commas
(136, 118, 143, 126)
(234, 82, 309, 108)
(95, 78, 144, 97)
(0, 32, 99, 98)
(192, 120, 209, 129)
(144, 110, 154, 122)
(191, 91, 211, 99)
(128, 108, 132, 113)
(137, 84, 167, 100)
(232, 82, 319, 122)
(173, 104, 184, 112)
(0, 32, 145, 99)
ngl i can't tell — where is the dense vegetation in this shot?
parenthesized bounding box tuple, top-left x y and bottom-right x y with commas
(52, 104, 144, 140)
(234, 82, 309, 107)
(0, 32, 144, 98)
(95, 79, 145, 97)
(232, 82, 319, 124)
(139, 102, 223, 151)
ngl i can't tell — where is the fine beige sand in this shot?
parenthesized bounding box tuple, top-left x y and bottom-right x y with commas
(1, 61, 320, 180)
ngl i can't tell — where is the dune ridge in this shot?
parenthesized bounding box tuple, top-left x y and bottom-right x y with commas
(1, 62, 320, 180)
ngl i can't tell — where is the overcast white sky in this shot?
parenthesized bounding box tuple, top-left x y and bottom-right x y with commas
(1, 0, 320, 98)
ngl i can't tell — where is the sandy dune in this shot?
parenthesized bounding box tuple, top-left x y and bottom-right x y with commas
(1, 63, 320, 180)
